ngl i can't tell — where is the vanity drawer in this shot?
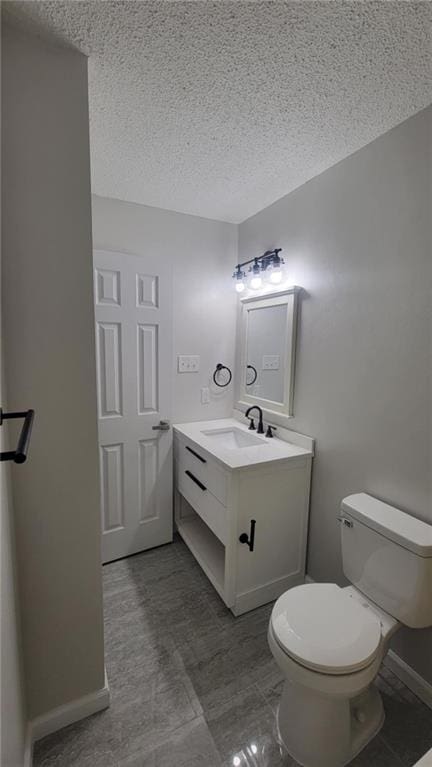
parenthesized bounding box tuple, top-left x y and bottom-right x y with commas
(177, 459, 228, 545)
(176, 437, 228, 506)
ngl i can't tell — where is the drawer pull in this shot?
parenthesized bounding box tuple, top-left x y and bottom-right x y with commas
(185, 445, 206, 464)
(185, 470, 207, 492)
(239, 519, 256, 552)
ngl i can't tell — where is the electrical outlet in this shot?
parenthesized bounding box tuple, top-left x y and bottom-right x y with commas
(201, 387, 210, 404)
(262, 355, 280, 370)
(177, 355, 200, 373)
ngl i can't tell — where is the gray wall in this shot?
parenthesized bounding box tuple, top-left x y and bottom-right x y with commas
(92, 195, 238, 424)
(2, 24, 105, 718)
(239, 107, 432, 681)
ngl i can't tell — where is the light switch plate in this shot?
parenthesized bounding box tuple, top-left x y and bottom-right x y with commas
(201, 387, 210, 404)
(262, 355, 280, 370)
(178, 355, 200, 373)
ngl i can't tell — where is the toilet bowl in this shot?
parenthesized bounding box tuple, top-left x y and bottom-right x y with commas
(268, 583, 397, 767)
(268, 493, 432, 767)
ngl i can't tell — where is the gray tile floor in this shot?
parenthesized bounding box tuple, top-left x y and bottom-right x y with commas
(34, 537, 432, 766)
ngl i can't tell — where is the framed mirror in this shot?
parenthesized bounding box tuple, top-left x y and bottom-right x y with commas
(237, 288, 299, 417)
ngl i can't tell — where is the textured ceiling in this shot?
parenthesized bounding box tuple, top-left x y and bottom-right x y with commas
(4, 1, 432, 223)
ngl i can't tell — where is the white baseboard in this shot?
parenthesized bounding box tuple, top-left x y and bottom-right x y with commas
(384, 650, 432, 711)
(27, 669, 110, 757)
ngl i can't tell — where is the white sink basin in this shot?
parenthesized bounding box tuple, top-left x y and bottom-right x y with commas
(201, 427, 267, 449)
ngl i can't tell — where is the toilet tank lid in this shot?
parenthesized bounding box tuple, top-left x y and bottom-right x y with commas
(341, 493, 432, 558)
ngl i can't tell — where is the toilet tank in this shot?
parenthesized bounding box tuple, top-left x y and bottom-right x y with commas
(340, 493, 432, 628)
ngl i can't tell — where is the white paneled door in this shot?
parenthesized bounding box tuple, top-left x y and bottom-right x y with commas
(94, 249, 173, 563)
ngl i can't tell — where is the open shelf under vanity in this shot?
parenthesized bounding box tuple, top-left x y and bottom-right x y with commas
(177, 507, 225, 599)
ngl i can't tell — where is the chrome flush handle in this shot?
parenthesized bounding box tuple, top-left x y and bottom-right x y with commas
(337, 517, 353, 528)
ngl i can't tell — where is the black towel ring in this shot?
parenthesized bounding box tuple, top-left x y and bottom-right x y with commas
(246, 365, 257, 386)
(213, 363, 232, 388)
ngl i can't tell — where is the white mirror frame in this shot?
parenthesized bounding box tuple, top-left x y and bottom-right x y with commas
(235, 287, 300, 419)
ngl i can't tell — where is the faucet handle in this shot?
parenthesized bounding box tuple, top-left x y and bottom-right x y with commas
(265, 424, 277, 438)
(248, 417, 256, 431)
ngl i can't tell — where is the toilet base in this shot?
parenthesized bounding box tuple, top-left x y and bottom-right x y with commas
(276, 680, 384, 767)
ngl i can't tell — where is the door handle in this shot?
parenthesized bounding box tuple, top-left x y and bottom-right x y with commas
(152, 420, 170, 431)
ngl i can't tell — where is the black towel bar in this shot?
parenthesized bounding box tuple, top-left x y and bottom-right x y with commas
(0, 408, 35, 463)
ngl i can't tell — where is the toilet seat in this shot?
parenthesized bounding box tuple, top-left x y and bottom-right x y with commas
(271, 583, 382, 675)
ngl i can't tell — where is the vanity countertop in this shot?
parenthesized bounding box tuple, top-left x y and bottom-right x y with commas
(173, 418, 312, 471)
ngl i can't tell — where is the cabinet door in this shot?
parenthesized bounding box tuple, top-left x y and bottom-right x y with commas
(235, 460, 310, 606)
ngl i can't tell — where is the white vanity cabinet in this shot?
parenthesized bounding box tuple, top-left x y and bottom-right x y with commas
(174, 418, 313, 615)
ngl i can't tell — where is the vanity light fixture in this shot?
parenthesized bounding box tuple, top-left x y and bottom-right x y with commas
(249, 259, 263, 290)
(266, 251, 284, 284)
(234, 265, 246, 293)
(232, 248, 284, 292)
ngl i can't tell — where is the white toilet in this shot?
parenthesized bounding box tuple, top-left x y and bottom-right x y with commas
(268, 492, 432, 767)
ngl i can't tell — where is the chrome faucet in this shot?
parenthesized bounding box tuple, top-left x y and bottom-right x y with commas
(245, 405, 264, 434)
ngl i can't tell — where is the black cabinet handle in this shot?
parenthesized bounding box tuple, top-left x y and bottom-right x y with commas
(185, 470, 206, 491)
(0, 408, 35, 464)
(239, 519, 256, 552)
(185, 445, 206, 463)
